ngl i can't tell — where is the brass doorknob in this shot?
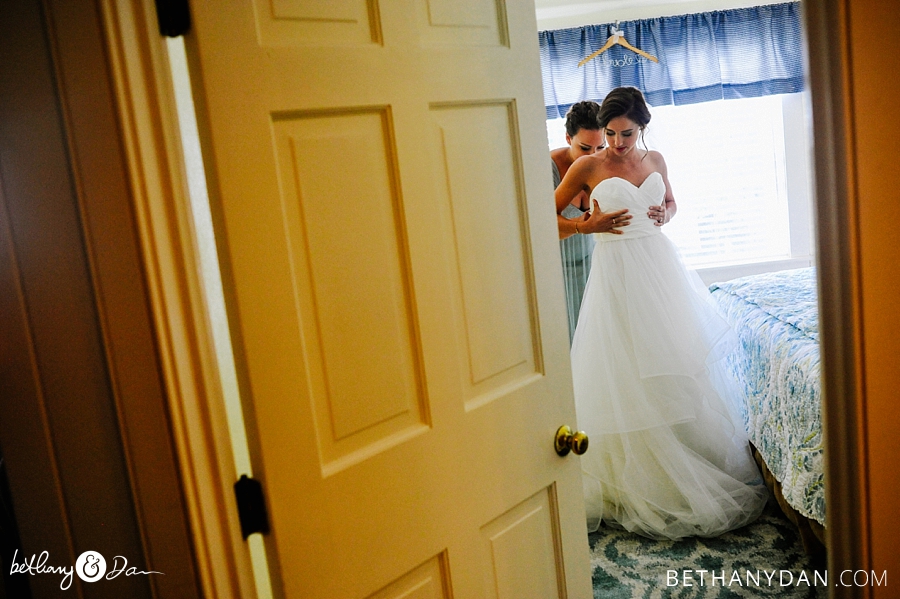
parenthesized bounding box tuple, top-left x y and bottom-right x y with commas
(555, 425, 589, 456)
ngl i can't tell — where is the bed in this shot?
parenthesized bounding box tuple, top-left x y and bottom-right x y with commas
(708, 267, 825, 555)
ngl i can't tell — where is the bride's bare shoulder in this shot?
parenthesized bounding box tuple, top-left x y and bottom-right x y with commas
(644, 149, 668, 168)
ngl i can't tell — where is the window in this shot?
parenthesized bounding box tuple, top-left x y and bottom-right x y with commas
(548, 94, 814, 278)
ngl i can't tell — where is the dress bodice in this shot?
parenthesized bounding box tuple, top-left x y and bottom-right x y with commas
(590, 171, 664, 241)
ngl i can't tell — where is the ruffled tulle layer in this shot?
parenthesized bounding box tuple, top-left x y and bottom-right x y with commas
(572, 232, 767, 540)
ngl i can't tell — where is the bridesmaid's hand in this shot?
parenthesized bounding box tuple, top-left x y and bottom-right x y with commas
(648, 203, 669, 226)
(582, 200, 631, 234)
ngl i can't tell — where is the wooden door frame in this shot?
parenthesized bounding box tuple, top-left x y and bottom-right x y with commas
(0, 0, 203, 597)
(100, 0, 872, 597)
(805, 1, 872, 594)
(98, 0, 260, 596)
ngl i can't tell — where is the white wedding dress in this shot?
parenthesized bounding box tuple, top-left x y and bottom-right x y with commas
(571, 172, 768, 540)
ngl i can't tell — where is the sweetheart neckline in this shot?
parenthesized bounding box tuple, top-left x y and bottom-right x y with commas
(597, 171, 662, 190)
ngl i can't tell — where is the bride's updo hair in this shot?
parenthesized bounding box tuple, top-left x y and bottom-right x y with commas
(564, 100, 602, 137)
(598, 87, 652, 155)
(597, 87, 651, 130)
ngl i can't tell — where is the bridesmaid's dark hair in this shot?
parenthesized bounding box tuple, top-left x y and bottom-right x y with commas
(598, 86, 652, 155)
(564, 101, 602, 137)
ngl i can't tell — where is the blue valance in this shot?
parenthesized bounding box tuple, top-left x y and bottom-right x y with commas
(539, 2, 804, 118)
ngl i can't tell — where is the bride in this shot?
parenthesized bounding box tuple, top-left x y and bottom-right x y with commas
(554, 87, 767, 540)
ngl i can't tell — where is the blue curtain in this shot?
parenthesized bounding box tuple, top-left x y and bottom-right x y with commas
(539, 2, 804, 118)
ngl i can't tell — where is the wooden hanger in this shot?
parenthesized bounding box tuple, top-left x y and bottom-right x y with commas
(578, 22, 659, 67)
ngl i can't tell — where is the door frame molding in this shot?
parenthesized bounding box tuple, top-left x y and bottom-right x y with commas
(2, 0, 208, 596)
(99, 0, 258, 596)
(804, 0, 871, 592)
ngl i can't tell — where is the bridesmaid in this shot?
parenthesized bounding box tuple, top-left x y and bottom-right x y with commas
(552, 101, 630, 342)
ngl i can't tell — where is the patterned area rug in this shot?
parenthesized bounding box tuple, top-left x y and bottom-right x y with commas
(589, 502, 827, 598)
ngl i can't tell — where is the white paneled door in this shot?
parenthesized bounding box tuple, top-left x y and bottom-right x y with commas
(183, 1, 591, 596)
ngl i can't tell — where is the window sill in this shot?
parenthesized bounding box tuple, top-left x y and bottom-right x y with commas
(695, 256, 814, 287)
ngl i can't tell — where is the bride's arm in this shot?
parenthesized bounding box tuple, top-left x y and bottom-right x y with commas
(647, 152, 677, 226)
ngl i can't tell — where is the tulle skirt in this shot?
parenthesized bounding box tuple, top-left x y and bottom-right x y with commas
(571, 232, 768, 540)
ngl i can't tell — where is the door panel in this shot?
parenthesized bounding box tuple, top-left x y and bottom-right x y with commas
(368, 553, 451, 599)
(431, 102, 538, 398)
(480, 486, 566, 599)
(271, 108, 429, 473)
(418, 0, 506, 45)
(184, 0, 590, 596)
(256, 0, 380, 45)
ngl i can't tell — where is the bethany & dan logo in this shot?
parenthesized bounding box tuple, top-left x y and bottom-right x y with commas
(10, 549, 162, 590)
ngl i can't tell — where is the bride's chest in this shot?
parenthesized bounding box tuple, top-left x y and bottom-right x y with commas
(591, 172, 664, 210)
(592, 163, 655, 189)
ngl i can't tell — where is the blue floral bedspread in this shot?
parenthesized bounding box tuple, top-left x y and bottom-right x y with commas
(709, 267, 824, 525)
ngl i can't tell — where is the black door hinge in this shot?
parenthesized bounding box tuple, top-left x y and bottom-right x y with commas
(155, 0, 191, 37)
(234, 475, 270, 539)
